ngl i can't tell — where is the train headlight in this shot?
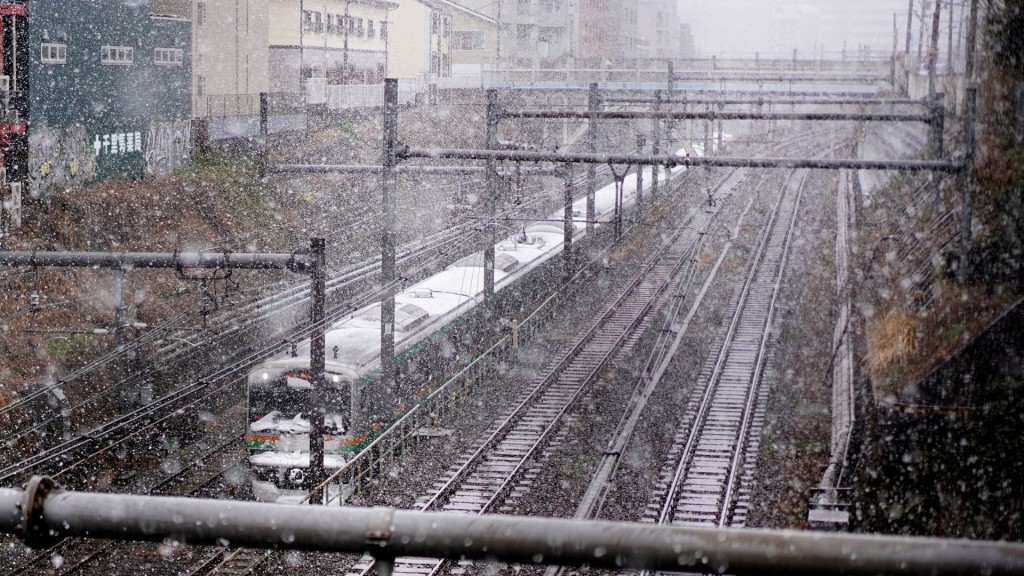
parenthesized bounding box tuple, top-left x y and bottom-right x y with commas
(332, 375, 340, 383)
(287, 468, 306, 485)
(262, 372, 269, 381)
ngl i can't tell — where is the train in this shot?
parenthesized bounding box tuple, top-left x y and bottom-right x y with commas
(246, 151, 693, 503)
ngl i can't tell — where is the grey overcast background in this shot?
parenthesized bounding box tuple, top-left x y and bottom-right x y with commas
(679, 0, 916, 58)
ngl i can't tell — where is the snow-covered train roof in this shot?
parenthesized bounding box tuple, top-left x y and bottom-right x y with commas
(253, 147, 693, 380)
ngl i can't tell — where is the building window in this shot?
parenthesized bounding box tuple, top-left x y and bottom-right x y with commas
(452, 31, 485, 51)
(367, 19, 375, 39)
(101, 45, 133, 65)
(443, 17, 450, 38)
(356, 17, 364, 37)
(197, 75, 206, 96)
(431, 53, 439, 74)
(326, 13, 334, 34)
(154, 47, 184, 66)
(314, 11, 323, 33)
(302, 10, 313, 32)
(348, 16, 355, 34)
(380, 21, 388, 41)
(40, 42, 67, 64)
(197, 1, 206, 25)
(431, 13, 438, 34)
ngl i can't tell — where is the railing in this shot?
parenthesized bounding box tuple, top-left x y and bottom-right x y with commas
(326, 80, 422, 110)
(306, 77, 328, 105)
(4, 478, 1019, 575)
(194, 93, 260, 118)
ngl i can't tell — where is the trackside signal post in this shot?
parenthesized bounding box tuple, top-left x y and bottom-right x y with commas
(382, 79, 399, 409)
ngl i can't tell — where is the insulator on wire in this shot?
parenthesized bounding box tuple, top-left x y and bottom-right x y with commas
(29, 291, 40, 313)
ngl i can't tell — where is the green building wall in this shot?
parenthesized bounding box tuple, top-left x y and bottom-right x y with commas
(27, 0, 191, 196)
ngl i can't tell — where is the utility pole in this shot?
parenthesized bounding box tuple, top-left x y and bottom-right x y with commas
(905, 0, 914, 57)
(586, 83, 599, 233)
(959, 0, 979, 284)
(927, 0, 941, 97)
(651, 89, 661, 199)
(259, 92, 269, 179)
(917, 0, 927, 64)
(946, 0, 954, 76)
(562, 164, 574, 281)
(635, 135, 644, 205)
(307, 237, 327, 503)
(484, 89, 499, 305)
(381, 79, 398, 402)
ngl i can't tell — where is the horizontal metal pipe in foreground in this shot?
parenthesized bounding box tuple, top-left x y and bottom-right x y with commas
(0, 483, 1021, 575)
(500, 109, 931, 122)
(0, 250, 312, 272)
(271, 164, 562, 176)
(402, 147, 961, 173)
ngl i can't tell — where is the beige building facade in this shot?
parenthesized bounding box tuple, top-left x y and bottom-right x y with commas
(436, 0, 498, 70)
(267, 0, 396, 92)
(192, 0, 270, 116)
(387, 0, 452, 81)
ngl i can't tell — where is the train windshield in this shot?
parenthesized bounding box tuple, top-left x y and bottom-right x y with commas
(248, 370, 349, 434)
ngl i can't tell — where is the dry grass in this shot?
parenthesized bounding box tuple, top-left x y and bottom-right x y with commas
(865, 305, 916, 387)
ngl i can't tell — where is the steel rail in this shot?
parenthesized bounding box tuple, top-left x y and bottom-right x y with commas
(2, 482, 1023, 576)
(3, 434, 245, 576)
(650, 140, 842, 531)
(717, 169, 809, 527)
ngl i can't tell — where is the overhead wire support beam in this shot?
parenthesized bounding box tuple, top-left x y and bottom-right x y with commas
(0, 250, 312, 272)
(3, 479, 1023, 576)
(499, 109, 933, 123)
(270, 164, 562, 177)
(400, 147, 962, 173)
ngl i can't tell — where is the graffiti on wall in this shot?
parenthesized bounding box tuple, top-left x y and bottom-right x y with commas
(144, 119, 192, 176)
(28, 125, 98, 197)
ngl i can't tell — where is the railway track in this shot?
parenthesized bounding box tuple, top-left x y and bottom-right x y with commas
(642, 166, 811, 529)
(331, 184, 710, 576)
(3, 433, 246, 576)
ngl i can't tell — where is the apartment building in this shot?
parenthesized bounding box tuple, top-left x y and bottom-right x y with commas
(19, 0, 192, 196)
(436, 0, 498, 73)
(387, 0, 452, 81)
(268, 0, 398, 91)
(192, 0, 269, 116)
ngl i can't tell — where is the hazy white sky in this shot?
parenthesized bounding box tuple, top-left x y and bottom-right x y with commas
(678, 0, 915, 58)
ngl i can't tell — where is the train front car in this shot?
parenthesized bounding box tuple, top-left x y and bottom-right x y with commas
(245, 355, 358, 503)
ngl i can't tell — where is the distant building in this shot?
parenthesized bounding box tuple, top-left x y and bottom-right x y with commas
(577, 0, 638, 66)
(387, 0, 452, 81)
(637, 0, 681, 60)
(16, 0, 192, 197)
(436, 0, 498, 76)
(451, 0, 575, 69)
(192, 0, 269, 117)
(267, 0, 397, 93)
